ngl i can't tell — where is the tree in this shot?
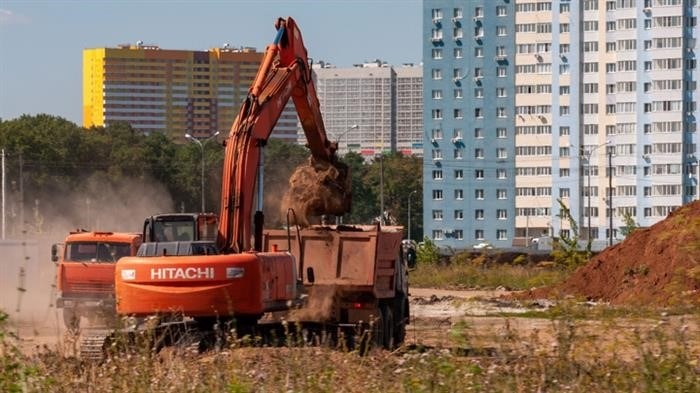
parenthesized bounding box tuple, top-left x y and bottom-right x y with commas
(551, 198, 590, 268)
(619, 210, 639, 238)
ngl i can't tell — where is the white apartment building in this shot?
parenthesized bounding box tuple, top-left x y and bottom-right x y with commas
(312, 61, 424, 159)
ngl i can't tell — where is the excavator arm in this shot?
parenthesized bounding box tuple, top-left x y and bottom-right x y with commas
(218, 17, 349, 253)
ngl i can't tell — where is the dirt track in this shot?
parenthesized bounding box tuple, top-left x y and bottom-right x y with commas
(8, 287, 699, 362)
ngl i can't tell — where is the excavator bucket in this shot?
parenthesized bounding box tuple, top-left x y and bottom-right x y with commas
(281, 157, 351, 226)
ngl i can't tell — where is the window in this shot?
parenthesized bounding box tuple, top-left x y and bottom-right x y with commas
(475, 169, 484, 179)
(497, 168, 507, 179)
(496, 87, 507, 97)
(475, 149, 484, 160)
(432, 230, 444, 240)
(497, 148, 507, 159)
(475, 108, 483, 118)
(475, 209, 484, 220)
(455, 189, 464, 200)
(475, 128, 484, 138)
(431, 48, 443, 59)
(560, 168, 570, 177)
(455, 210, 464, 220)
(497, 107, 507, 118)
(431, 128, 443, 139)
(432, 189, 443, 200)
(454, 89, 463, 99)
(497, 209, 508, 220)
(432, 210, 443, 220)
(431, 109, 443, 120)
(475, 230, 484, 240)
(474, 47, 483, 57)
(497, 128, 507, 138)
(475, 189, 484, 199)
(454, 230, 464, 240)
(496, 230, 508, 240)
(560, 86, 570, 95)
(496, 26, 507, 36)
(474, 88, 484, 98)
(431, 69, 443, 79)
(454, 149, 463, 159)
(454, 47, 463, 58)
(431, 90, 443, 99)
(496, 6, 507, 16)
(454, 169, 463, 179)
(496, 189, 507, 199)
(432, 170, 443, 180)
(497, 67, 507, 77)
(560, 126, 570, 135)
(454, 109, 463, 119)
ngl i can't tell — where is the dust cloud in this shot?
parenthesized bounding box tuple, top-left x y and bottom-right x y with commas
(0, 175, 173, 329)
(288, 285, 338, 322)
(280, 157, 351, 226)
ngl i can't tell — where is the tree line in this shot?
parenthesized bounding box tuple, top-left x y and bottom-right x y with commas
(0, 114, 422, 239)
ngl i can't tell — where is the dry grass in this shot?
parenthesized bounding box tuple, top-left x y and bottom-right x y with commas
(3, 309, 699, 392)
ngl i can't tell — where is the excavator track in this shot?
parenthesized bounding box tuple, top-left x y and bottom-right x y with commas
(79, 329, 111, 361)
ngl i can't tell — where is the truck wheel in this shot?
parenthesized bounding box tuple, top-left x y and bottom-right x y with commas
(381, 304, 394, 350)
(393, 299, 407, 347)
(63, 310, 80, 332)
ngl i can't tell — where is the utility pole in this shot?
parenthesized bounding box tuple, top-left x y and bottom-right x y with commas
(608, 146, 613, 247)
(407, 190, 416, 241)
(379, 155, 384, 225)
(1, 149, 5, 240)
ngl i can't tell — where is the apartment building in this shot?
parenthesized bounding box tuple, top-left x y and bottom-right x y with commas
(424, 0, 698, 249)
(313, 61, 424, 159)
(423, 0, 517, 248)
(83, 44, 298, 142)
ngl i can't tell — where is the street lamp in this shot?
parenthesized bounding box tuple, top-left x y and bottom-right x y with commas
(185, 131, 220, 212)
(329, 124, 358, 155)
(407, 190, 417, 241)
(581, 140, 611, 243)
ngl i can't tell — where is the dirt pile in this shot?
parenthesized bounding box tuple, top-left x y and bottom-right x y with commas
(280, 157, 351, 226)
(523, 200, 700, 306)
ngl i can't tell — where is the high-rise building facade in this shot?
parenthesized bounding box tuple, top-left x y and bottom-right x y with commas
(313, 61, 424, 159)
(423, 0, 517, 248)
(424, 0, 698, 249)
(83, 44, 298, 142)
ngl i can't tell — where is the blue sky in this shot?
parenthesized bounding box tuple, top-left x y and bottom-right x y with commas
(0, 0, 422, 124)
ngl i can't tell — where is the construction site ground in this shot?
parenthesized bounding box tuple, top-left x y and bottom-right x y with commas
(8, 286, 698, 363)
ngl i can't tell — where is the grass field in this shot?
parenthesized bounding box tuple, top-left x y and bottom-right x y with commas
(2, 262, 699, 392)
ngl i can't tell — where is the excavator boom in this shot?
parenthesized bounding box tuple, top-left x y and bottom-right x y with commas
(218, 17, 348, 253)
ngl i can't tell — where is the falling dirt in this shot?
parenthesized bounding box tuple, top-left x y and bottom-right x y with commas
(287, 285, 338, 322)
(281, 157, 351, 226)
(519, 200, 700, 306)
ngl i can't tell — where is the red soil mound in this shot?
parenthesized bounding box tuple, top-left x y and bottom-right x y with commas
(524, 200, 700, 306)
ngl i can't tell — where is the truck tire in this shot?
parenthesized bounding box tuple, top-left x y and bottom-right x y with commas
(63, 310, 80, 332)
(393, 297, 408, 347)
(380, 303, 394, 350)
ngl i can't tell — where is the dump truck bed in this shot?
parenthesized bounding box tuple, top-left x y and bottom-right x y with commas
(263, 225, 403, 299)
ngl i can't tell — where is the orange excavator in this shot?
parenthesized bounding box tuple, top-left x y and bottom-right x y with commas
(87, 17, 410, 360)
(100, 17, 354, 351)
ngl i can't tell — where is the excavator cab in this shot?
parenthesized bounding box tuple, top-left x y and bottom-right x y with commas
(143, 213, 218, 243)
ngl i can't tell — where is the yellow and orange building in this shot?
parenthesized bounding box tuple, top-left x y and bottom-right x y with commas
(83, 43, 298, 141)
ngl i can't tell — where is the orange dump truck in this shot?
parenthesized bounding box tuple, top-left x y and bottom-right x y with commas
(52, 230, 142, 330)
(262, 224, 412, 348)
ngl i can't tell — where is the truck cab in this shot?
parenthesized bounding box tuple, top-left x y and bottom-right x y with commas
(52, 230, 142, 330)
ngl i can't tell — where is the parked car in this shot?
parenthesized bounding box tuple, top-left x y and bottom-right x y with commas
(472, 242, 493, 250)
